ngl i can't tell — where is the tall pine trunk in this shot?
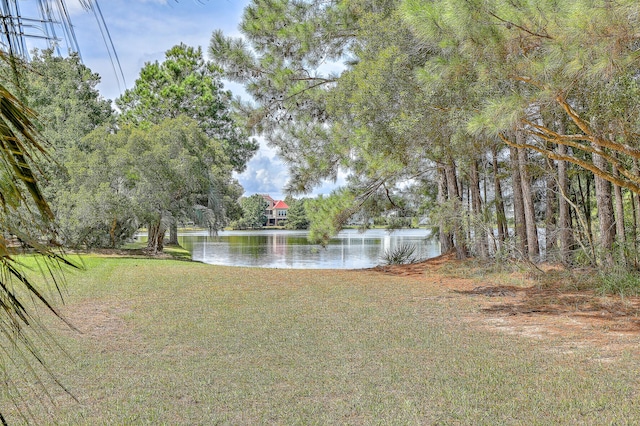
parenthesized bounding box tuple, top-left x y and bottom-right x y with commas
(445, 160, 468, 260)
(169, 221, 179, 245)
(591, 143, 615, 267)
(492, 146, 507, 252)
(633, 159, 640, 266)
(510, 145, 527, 259)
(557, 143, 572, 264)
(613, 164, 626, 265)
(470, 159, 488, 259)
(576, 172, 594, 248)
(544, 160, 557, 261)
(109, 217, 118, 249)
(516, 132, 540, 262)
(437, 166, 454, 253)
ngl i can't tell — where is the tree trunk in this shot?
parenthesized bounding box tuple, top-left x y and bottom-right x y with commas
(576, 172, 593, 246)
(465, 180, 471, 243)
(470, 159, 488, 259)
(633, 159, 640, 266)
(169, 221, 179, 245)
(147, 218, 166, 255)
(544, 160, 557, 261)
(516, 132, 540, 262)
(437, 165, 454, 253)
(557, 143, 572, 264)
(510, 145, 527, 259)
(591, 144, 615, 267)
(613, 164, 626, 265)
(445, 160, 468, 260)
(631, 186, 638, 267)
(492, 146, 508, 252)
(110, 217, 118, 249)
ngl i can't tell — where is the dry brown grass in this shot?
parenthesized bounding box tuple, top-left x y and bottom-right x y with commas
(375, 252, 640, 357)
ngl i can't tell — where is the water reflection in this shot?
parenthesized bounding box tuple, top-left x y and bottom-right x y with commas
(174, 229, 440, 269)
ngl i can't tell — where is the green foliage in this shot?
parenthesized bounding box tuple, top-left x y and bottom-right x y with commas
(403, 0, 640, 194)
(307, 190, 359, 245)
(4, 50, 119, 248)
(284, 198, 310, 230)
(24, 49, 114, 150)
(373, 216, 388, 227)
(237, 194, 268, 229)
(212, 1, 443, 242)
(117, 43, 257, 172)
(209, 0, 354, 192)
(59, 125, 133, 248)
(10, 49, 114, 202)
(596, 268, 640, 298)
(7, 46, 248, 252)
(61, 117, 237, 249)
(113, 44, 255, 249)
(327, 9, 432, 175)
(386, 216, 414, 230)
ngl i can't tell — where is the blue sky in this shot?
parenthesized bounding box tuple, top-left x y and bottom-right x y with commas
(23, 0, 343, 201)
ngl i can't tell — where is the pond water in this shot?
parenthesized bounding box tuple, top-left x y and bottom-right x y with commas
(171, 228, 440, 269)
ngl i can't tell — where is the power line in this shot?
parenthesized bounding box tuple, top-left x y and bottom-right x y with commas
(0, 0, 125, 91)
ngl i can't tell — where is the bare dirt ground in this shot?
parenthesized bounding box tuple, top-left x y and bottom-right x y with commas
(372, 252, 640, 359)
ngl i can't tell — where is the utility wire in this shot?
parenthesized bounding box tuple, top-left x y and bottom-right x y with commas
(0, 0, 126, 95)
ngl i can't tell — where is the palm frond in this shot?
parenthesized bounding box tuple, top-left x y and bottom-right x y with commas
(0, 50, 78, 423)
(0, 82, 51, 218)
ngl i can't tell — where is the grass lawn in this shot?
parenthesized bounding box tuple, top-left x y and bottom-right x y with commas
(2, 255, 640, 424)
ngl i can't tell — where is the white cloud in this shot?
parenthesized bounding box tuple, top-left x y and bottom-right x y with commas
(235, 137, 347, 201)
(235, 139, 289, 199)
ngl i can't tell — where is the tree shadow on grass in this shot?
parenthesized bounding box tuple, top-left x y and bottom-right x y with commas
(76, 245, 192, 262)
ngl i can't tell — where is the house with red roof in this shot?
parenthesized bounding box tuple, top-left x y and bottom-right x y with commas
(261, 195, 289, 226)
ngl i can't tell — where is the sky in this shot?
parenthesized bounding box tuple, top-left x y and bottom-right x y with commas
(21, 0, 343, 201)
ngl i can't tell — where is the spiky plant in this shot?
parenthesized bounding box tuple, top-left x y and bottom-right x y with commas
(380, 243, 418, 265)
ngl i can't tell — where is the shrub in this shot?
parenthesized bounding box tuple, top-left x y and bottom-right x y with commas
(380, 243, 418, 265)
(596, 268, 640, 297)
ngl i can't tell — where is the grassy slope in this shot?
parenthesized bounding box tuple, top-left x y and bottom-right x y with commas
(3, 256, 640, 424)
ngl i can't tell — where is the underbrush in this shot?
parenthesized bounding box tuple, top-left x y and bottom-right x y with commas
(436, 257, 628, 294)
(436, 257, 533, 286)
(595, 267, 640, 297)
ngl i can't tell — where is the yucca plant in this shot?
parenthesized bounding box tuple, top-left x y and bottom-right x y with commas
(380, 243, 418, 265)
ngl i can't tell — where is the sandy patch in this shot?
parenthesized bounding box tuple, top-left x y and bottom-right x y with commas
(372, 252, 640, 359)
